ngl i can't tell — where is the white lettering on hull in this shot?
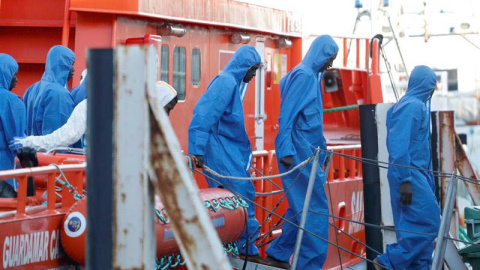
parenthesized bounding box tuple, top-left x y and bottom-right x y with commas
(2, 230, 63, 268)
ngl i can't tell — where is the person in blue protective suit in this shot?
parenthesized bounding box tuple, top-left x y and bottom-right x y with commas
(188, 45, 264, 263)
(264, 35, 338, 270)
(373, 66, 440, 270)
(0, 54, 26, 197)
(70, 69, 87, 107)
(23, 45, 75, 136)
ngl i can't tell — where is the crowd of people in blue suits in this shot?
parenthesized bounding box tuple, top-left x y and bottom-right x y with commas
(0, 35, 440, 269)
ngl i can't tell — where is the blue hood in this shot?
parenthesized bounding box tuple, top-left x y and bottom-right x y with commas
(0, 54, 18, 91)
(302, 35, 338, 73)
(41, 45, 75, 86)
(222, 45, 261, 82)
(404, 65, 437, 102)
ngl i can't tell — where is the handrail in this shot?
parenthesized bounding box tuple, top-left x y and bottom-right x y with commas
(268, 144, 362, 155)
(0, 163, 86, 216)
(252, 150, 269, 157)
(324, 105, 359, 114)
(0, 203, 63, 219)
(328, 144, 361, 151)
(0, 163, 86, 179)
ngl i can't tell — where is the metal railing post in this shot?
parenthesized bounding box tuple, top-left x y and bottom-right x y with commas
(432, 173, 457, 269)
(291, 148, 321, 270)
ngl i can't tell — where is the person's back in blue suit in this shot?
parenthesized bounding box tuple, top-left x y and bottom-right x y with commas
(23, 45, 75, 136)
(0, 53, 26, 193)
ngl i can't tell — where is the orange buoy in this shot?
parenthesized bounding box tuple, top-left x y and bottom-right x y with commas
(60, 188, 246, 265)
(60, 196, 87, 265)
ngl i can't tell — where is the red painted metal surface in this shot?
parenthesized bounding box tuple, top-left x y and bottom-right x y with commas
(0, 160, 85, 269)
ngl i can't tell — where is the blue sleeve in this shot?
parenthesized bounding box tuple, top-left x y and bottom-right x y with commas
(42, 89, 74, 135)
(275, 72, 316, 159)
(71, 84, 87, 106)
(23, 88, 30, 107)
(188, 76, 236, 155)
(2, 95, 26, 152)
(386, 101, 423, 183)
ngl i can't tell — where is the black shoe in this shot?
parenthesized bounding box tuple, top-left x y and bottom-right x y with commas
(238, 254, 269, 265)
(264, 255, 290, 269)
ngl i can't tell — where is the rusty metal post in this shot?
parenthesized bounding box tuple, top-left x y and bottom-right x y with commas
(148, 78, 231, 269)
(112, 45, 156, 269)
(431, 111, 456, 208)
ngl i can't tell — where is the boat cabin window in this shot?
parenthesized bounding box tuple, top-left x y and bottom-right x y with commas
(161, 45, 169, 83)
(266, 54, 272, 89)
(192, 48, 201, 86)
(173, 46, 186, 100)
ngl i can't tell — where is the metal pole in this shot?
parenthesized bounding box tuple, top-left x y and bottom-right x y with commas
(112, 45, 155, 269)
(385, 12, 409, 81)
(432, 174, 457, 269)
(291, 148, 321, 270)
(86, 49, 114, 269)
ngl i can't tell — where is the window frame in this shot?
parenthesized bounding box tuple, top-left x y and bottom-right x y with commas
(160, 45, 170, 84)
(173, 46, 187, 101)
(191, 48, 201, 87)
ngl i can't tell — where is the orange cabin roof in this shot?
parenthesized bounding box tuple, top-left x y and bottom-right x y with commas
(70, 0, 302, 37)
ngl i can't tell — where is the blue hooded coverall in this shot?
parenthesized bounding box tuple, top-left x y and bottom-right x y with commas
(188, 45, 261, 255)
(0, 54, 26, 188)
(23, 45, 75, 136)
(70, 74, 87, 107)
(266, 35, 338, 269)
(376, 66, 440, 270)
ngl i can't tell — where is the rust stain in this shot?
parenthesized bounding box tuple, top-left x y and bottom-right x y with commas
(149, 107, 197, 261)
(121, 192, 126, 202)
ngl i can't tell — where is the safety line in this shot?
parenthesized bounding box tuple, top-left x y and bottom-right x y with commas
(308, 209, 480, 248)
(251, 166, 284, 191)
(321, 149, 480, 185)
(202, 155, 314, 181)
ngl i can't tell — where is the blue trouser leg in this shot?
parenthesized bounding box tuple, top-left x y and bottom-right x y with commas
(376, 176, 439, 270)
(267, 162, 328, 269)
(5, 179, 17, 190)
(265, 208, 298, 261)
(204, 171, 260, 255)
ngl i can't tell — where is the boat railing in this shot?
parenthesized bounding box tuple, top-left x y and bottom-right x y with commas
(251, 144, 363, 253)
(0, 163, 86, 217)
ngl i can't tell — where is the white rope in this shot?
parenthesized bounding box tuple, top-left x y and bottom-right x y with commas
(202, 154, 315, 181)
